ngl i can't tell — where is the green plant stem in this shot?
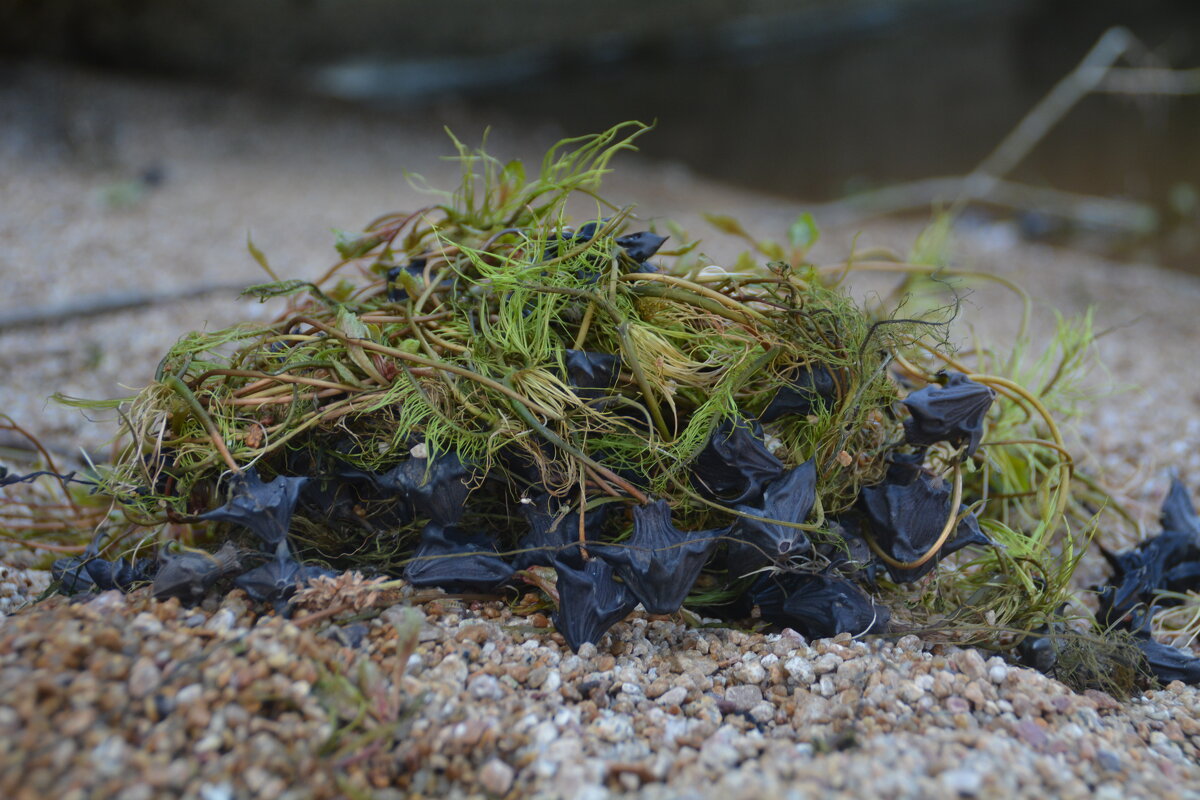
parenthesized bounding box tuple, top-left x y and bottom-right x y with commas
(514, 283, 672, 440)
(163, 375, 240, 473)
(289, 315, 563, 420)
(499, 377, 649, 504)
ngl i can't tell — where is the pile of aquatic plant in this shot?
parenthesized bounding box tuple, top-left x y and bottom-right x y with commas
(21, 123, 1198, 687)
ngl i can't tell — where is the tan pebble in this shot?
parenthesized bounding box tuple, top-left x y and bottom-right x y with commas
(479, 759, 515, 795)
(456, 624, 490, 644)
(945, 696, 970, 714)
(93, 628, 123, 652)
(59, 709, 96, 738)
(963, 683, 986, 709)
(128, 657, 162, 699)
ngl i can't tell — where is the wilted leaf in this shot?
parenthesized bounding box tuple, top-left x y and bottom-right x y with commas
(334, 230, 385, 260)
(241, 280, 315, 302)
(703, 213, 749, 239)
(246, 232, 278, 279)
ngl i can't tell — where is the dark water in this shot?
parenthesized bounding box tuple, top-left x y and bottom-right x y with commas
(468, 1, 1200, 270)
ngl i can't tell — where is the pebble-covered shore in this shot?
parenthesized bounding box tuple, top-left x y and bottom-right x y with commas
(3, 587, 1198, 800)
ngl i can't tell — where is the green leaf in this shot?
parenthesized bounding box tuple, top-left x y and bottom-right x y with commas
(334, 230, 385, 260)
(246, 233, 278, 279)
(703, 214, 750, 238)
(241, 280, 312, 301)
(758, 239, 785, 261)
(787, 213, 820, 252)
(336, 306, 371, 341)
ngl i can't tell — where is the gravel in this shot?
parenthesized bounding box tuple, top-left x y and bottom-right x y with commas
(3, 591, 1200, 799)
(3, 64, 1200, 799)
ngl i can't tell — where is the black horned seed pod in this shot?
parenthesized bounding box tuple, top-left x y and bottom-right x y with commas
(902, 371, 995, 457)
(615, 231, 668, 263)
(551, 554, 638, 653)
(691, 417, 785, 505)
(375, 451, 475, 527)
(402, 523, 514, 592)
(1133, 631, 1200, 684)
(51, 556, 101, 595)
(514, 493, 610, 570)
(591, 498, 722, 616)
(563, 349, 621, 401)
(751, 571, 889, 639)
(758, 365, 837, 424)
(153, 542, 242, 604)
(731, 459, 818, 574)
(1160, 476, 1199, 539)
(860, 472, 992, 583)
(198, 468, 308, 549)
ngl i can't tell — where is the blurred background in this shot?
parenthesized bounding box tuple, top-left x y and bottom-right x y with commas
(1, 0, 1198, 496)
(3, 0, 1198, 267)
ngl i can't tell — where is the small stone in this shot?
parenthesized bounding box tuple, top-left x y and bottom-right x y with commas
(940, 768, 982, 796)
(1096, 749, 1122, 771)
(592, 713, 634, 743)
(1014, 718, 1048, 748)
(657, 686, 688, 707)
(128, 657, 162, 699)
(813, 653, 841, 675)
(204, 609, 236, 633)
(725, 684, 763, 712)
(784, 656, 816, 685)
(952, 648, 987, 681)
(479, 759, 514, 795)
(748, 701, 776, 724)
(469, 674, 506, 701)
(945, 696, 970, 714)
(988, 664, 1008, 684)
(735, 660, 767, 684)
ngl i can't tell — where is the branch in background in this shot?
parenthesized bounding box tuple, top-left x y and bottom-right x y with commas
(810, 176, 1158, 234)
(818, 27, 1194, 233)
(0, 282, 250, 332)
(1094, 67, 1200, 96)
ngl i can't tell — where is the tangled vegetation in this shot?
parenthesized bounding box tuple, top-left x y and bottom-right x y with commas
(6, 121, 1186, 692)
